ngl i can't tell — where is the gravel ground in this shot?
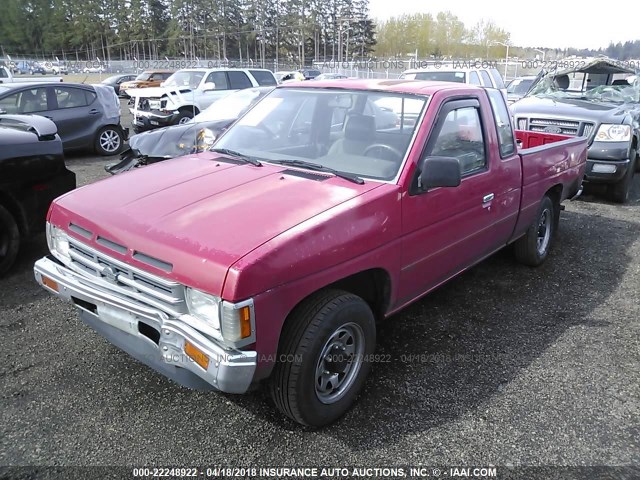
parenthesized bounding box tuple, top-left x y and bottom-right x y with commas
(1, 118, 639, 473)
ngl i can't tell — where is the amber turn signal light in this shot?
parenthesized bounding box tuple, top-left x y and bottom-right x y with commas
(42, 276, 59, 292)
(184, 340, 210, 370)
(239, 306, 251, 339)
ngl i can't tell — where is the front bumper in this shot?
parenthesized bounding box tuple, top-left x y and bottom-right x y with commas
(584, 158, 632, 184)
(34, 256, 257, 393)
(130, 109, 178, 132)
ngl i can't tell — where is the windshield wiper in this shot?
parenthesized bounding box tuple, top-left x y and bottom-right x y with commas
(210, 148, 262, 166)
(267, 159, 364, 184)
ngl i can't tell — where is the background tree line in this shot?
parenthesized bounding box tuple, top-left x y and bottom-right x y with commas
(0, 0, 375, 64)
(375, 13, 640, 61)
(1, 1, 639, 64)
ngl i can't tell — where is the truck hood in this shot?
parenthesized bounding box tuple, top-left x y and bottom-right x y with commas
(50, 153, 379, 296)
(511, 96, 637, 125)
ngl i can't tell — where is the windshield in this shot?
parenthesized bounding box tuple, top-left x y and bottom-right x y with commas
(529, 75, 640, 103)
(507, 78, 534, 95)
(192, 88, 270, 123)
(135, 72, 152, 81)
(163, 71, 205, 89)
(213, 88, 428, 181)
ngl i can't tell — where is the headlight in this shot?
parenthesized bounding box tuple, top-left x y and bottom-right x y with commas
(185, 288, 221, 330)
(185, 288, 255, 347)
(195, 128, 216, 153)
(46, 222, 70, 261)
(595, 124, 631, 142)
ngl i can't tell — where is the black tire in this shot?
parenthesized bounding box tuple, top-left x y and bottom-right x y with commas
(173, 110, 195, 125)
(514, 194, 556, 267)
(270, 289, 376, 427)
(95, 126, 124, 156)
(608, 148, 636, 204)
(0, 204, 20, 276)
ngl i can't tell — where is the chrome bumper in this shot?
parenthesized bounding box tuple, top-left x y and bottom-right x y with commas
(34, 256, 256, 393)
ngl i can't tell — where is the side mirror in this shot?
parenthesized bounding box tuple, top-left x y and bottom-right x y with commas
(203, 82, 216, 92)
(418, 156, 461, 190)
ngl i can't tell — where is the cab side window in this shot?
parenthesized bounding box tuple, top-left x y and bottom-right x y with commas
(429, 106, 486, 175)
(205, 72, 229, 90)
(486, 89, 515, 157)
(468, 71, 482, 85)
(479, 70, 494, 87)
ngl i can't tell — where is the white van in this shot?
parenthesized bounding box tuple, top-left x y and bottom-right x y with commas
(400, 66, 507, 96)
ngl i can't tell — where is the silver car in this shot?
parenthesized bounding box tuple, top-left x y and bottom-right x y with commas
(0, 82, 127, 155)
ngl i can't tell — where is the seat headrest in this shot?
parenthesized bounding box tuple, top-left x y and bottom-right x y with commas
(345, 115, 375, 142)
(554, 75, 570, 90)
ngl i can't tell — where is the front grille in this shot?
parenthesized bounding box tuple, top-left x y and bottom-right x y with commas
(67, 237, 184, 308)
(529, 118, 580, 135)
(518, 117, 596, 143)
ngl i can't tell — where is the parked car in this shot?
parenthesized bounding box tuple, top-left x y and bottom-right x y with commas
(101, 74, 138, 97)
(274, 71, 297, 83)
(299, 68, 322, 79)
(0, 82, 128, 155)
(400, 65, 507, 96)
(50, 62, 69, 75)
(83, 66, 106, 73)
(314, 73, 349, 80)
(510, 57, 640, 203)
(119, 70, 175, 96)
(126, 68, 277, 133)
(0, 115, 75, 275)
(506, 75, 537, 104)
(105, 86, 274, 174)
(34, 80, 587, 427)
(29, 63, 47, 75)
(0, 66, 63, 83)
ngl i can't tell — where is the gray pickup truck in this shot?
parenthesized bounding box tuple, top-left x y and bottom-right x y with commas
(510, 58, 639, 203)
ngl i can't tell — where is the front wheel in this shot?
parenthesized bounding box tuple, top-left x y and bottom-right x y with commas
(174, 110, 195, 125)
(514, 194, 556, 267)
(0, 205, 20, 276)
(608, 149, 636, 204)
(95, 126, 123, 156)
(270, 290, 376, 427)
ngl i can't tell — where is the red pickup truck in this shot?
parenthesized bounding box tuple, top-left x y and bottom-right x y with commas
(34, 80, 587, 427)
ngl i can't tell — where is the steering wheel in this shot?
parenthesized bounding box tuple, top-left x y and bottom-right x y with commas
(363, 144, 403, 160)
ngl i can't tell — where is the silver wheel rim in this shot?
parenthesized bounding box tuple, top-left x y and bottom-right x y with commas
(99, 129, 121, 153)
(537, 208, 551, 256)
(315, 322, 365, 404)
(178, 116, 191, 124)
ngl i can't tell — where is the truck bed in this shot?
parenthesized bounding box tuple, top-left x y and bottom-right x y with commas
(512, 130, 588, 240)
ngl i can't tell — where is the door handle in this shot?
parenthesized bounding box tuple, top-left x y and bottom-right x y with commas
(483, 193, 495, 203)
(89, 109, 99, 115)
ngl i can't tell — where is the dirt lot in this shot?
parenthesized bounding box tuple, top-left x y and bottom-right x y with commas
(0, 117, 639, 471)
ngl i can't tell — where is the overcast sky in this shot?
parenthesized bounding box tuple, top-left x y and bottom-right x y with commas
(368, 0, 635, 50)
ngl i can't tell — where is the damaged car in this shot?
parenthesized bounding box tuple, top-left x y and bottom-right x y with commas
(106, 86, 274, 174)
(511, 58, 640, 203)
(0, 115, 75, 275)
(0, 82, 128, 155)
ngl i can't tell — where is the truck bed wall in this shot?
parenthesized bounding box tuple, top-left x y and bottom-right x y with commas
(511, 131, 588, 240)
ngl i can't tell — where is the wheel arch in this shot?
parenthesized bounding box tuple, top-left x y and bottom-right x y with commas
(0, 190, 27, 236)
(178, 105, 200, 115)
(545, 183, 563, 229)
(276, 268, 392, 349)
